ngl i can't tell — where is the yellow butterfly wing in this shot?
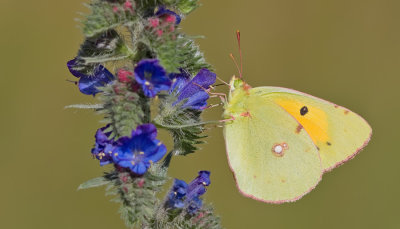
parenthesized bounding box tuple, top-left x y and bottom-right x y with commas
(251, 86, 372, 172)
(224, 89, 322, 203)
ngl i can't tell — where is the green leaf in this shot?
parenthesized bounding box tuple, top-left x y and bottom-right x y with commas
(160, 0, 200, 14)
(177, 0, 200, 14)
(103, 167, 168, 228)
(154, 95, 207, 156)
(98, 82, 146, 138)
(77, 29, 134, 65)
(81, 1, 137, 38)
(64, 104, 103, 109)
(78, 177, 110, 190)
(148, 32, 212, 75)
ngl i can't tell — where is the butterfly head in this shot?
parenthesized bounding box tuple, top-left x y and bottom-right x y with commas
(224, 76, 251, 118)
(229, 76, 251, 94)
(229, 76, 243, 91)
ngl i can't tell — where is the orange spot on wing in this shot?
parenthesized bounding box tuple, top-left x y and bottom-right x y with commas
(344, 110, 349, 115)
(295, 124, 303, 134)
(274, 98, 329, 144)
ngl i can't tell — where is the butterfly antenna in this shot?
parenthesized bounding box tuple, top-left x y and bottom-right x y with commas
(236, 30, 243, 78)
(229, 53, 241, 78)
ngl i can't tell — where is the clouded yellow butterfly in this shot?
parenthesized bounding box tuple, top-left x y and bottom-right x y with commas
(222, 31, 372, 203)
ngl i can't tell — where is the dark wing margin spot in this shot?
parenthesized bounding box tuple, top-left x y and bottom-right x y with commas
(300, 106, 308, 116)
(326, 142, 332, 146)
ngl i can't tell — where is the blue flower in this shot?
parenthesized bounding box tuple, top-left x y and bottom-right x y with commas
(165, 171, 211, 214)
(91, 126, 115, 166)
(67, 58, 115, 95)
(187, 170, 211, 198)
(166, 179, 188, 208)
(185, 171, 210, 214)
(134, 59, 171, 98)
(156, 7, 181, 24)
(111, 124, 167, 175)
(171, 69, 216, 110)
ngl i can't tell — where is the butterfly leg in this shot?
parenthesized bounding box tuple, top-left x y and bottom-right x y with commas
(205, 102, 224, 109)
(216, 76, 230, 86)
(219, 115, 235, 123)
(192, 82, 228, 104)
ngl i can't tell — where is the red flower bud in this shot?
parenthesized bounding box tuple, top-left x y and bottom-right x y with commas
(137, 178, 145, 188)
(165, 15, 176, 23)
(118, 69, 133, 83)
(149, 18, 159, 28)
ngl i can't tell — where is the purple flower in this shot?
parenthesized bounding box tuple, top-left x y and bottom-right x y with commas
(184, 171, 210, 214)
(156, 7, 181, 24)
(134, 59, 171, 98)
(112, 124, 167, 175)
(91, 126, 115, 166)
(166, 179, 188, 208)
(187, 170, 211, 198)
(165, 171, 211, 214)
(171, 69, 216, 110)
(67, 58, 115, 95)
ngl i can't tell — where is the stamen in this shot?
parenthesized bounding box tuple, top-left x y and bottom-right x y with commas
(66, 79, 78, 85)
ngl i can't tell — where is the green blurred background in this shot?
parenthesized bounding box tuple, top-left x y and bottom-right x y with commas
(1, 0, 399, 228)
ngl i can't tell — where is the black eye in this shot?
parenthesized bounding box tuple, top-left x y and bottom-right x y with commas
(300, 106, 308, 116)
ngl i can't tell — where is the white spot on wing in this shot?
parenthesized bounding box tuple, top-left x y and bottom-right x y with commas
(272, 143, 288, 157)
(274, 145, 283, 153)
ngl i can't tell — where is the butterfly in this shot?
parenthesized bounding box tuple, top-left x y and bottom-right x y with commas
(221, 31, 372, 203)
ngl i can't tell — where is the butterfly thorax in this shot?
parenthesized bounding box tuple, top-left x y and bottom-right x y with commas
(224, 77, 252, 119)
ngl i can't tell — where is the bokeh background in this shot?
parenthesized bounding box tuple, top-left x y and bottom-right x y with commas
(1, 0, 399, 228)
